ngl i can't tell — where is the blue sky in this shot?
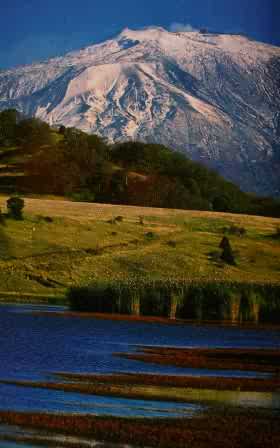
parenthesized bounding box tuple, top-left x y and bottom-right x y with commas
(0, 0, 278, 69)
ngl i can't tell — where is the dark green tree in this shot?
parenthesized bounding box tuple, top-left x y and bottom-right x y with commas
(219, 236, 236, 265)
(0, 109, 20, 146)
(59, 125, 66, 135)
(7, 197, 25, 220)
(219, 236, 230, 250)
(16, 118, 54, 151)
(212, 195, 231, 212)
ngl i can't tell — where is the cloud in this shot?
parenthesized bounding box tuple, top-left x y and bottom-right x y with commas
(169, 23, 198, 33)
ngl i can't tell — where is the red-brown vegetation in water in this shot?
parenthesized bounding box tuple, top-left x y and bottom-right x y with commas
(116, 347, 280, 373)
(0, 410, 279, 448)
(54, 371, 280, 392)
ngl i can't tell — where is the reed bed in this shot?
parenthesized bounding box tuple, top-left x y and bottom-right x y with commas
(67, 279, 280, 323)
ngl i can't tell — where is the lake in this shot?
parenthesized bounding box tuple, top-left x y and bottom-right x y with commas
(0, 303, 279, 447)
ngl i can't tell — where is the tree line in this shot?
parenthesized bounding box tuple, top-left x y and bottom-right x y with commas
(1, 108, 280, 217)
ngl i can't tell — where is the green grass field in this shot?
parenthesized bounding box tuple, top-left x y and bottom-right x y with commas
(0, 196, 279, 298)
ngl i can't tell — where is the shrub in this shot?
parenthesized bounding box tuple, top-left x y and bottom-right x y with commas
(36, 215, 54, 223)
(239, 227, 246, 236)
(59, 125, 66, 135)
(167, 240, 177, 248)
(131, 239, 139, 244)
(145, 232, 158, 240)
(85, 245, 103, 255)
(225, 224, 246, 236)
(6, 196, 24, 220)
(44, 216, 53, 223)
(71, 190, 95, 202)
(219, 237, 236, 266)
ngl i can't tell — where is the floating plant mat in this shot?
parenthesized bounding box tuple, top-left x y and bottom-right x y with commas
(1, 379, 279, 411)
(53, 371, 280, 392)
(116, 346, 280, 373)
(0, 410, 279, 448)
(0, 424, 141, 448)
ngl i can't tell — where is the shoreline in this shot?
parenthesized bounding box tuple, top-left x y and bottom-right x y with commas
(31, 310, 280, 330)
(0, 291, 67, 305)
(1, 296, 280, 329)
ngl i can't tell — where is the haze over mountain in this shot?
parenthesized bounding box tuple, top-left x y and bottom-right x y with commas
(0, 27, 279, 196)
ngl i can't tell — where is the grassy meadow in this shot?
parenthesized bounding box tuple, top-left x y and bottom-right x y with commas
(0, 195, 279, 300)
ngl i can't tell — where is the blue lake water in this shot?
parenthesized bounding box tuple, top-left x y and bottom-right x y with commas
(1, 303, 279, 382)
(0, 303, 279, 447)
(0, 305, 279, 408)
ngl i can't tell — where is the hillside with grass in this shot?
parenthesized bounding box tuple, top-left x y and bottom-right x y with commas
(0, 196, 279, 302)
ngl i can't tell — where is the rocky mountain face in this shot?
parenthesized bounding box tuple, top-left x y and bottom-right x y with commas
(0, 27, 279, 196)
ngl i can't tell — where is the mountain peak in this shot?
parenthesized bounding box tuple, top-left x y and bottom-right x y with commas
(0, 27, 279, 196)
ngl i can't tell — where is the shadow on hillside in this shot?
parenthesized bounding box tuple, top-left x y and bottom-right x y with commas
(0, 222, 12, 260)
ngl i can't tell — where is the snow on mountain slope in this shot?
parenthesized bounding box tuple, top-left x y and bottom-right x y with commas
(0, 27, 279, 196)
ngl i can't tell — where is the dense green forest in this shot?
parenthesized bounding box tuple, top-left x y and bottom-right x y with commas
(0, 108, 280, 217)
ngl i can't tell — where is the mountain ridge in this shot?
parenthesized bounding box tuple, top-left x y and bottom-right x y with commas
(0, 27, 279, 196)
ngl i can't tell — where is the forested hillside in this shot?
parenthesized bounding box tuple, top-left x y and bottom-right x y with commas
(1, 109, 280, 217)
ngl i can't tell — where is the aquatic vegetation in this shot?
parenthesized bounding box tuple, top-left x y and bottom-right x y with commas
(117, 347, 280, 373)
(67, 280, 280, 323)
(0, 410, 279, 448)
(54, 371, 280, 393)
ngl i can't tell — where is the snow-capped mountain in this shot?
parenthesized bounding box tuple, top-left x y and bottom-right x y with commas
(0, 27, 280, 196)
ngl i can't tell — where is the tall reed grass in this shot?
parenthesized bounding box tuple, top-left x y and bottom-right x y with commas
(67, 280, 280, 323)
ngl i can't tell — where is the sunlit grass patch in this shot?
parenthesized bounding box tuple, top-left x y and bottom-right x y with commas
(0, 196, 279, 297)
